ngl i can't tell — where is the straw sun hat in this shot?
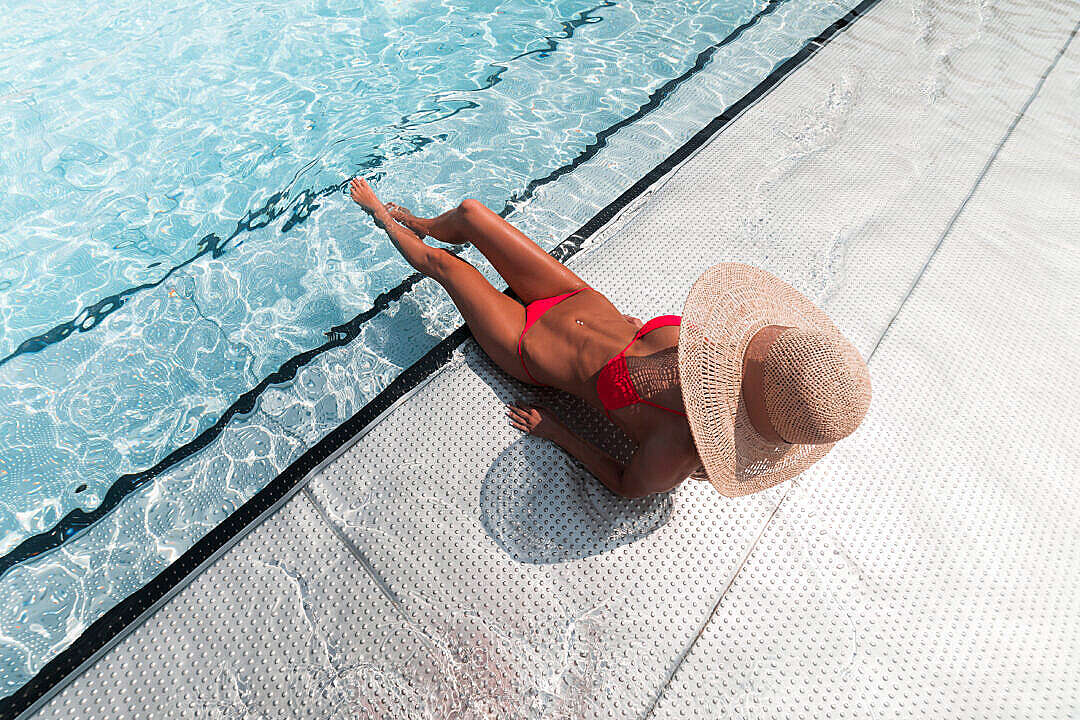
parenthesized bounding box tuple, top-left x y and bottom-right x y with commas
(679, 263, 871, 497)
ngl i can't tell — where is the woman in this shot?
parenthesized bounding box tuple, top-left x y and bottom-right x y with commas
(348, 178, 871, 499)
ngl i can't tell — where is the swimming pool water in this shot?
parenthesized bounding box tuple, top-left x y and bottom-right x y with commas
(1, 0, 862, 698)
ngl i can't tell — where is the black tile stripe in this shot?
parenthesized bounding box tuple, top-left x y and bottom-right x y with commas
(1, 1, 880, 717)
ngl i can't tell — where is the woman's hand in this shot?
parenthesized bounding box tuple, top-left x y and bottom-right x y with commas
(349, 177, 383, 215)
(506, 403, 563, 441)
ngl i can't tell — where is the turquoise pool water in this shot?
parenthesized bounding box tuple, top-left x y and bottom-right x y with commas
(1, 0, 860, 699)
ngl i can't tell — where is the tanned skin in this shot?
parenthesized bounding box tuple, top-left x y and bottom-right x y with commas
(348, 178, 782, 498)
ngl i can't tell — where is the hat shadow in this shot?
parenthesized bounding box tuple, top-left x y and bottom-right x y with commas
(479, 438, 675, 564)
(461, 346, 676, 564)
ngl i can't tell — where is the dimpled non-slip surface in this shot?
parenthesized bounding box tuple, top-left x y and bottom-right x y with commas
(25, 0, 1080, 717)
(651, 27, 1080, 718)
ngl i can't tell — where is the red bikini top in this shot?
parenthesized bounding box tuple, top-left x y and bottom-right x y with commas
(596, 315, 686, 418)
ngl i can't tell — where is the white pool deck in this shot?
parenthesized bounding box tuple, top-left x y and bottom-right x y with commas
(28, 0, 1080, 718)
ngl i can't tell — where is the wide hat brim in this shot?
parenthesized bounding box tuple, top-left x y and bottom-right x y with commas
(678, 263, 841, 497)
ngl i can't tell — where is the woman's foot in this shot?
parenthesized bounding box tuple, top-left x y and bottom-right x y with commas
(348, 178, 384, 216)
(384, 202, 430, 240)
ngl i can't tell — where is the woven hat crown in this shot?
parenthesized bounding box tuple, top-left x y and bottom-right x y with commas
(761, 328, 871, 445)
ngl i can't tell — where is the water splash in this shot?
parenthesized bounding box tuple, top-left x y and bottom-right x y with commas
(220, 559, 640, 719)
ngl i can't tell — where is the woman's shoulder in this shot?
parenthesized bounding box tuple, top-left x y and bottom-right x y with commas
(625, 423, 701, 495)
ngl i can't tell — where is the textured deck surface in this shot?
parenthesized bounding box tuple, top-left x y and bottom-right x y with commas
(28, 0, 1080, 717)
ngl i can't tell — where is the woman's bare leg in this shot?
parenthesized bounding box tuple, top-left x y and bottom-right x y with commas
(386, 199, 586, 305)
(350, 179, 533, 384)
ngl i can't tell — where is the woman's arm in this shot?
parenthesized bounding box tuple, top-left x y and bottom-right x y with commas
(506, 404, 690, 498)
